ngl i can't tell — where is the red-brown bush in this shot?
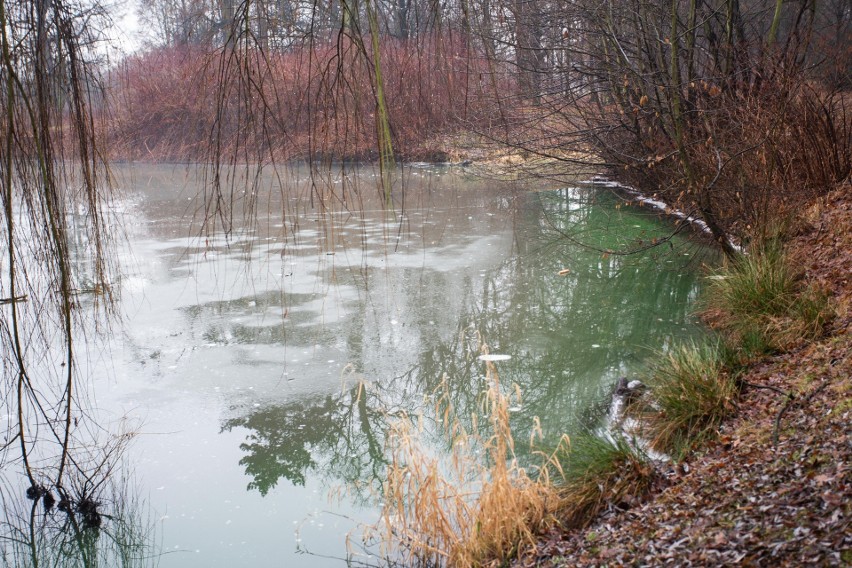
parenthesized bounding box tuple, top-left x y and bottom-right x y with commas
(107, 36, 509, 162)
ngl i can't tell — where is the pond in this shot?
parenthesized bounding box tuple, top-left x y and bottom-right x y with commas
(81, 163, 708, 566)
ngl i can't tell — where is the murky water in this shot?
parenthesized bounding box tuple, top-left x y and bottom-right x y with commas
(83, 163, 708, 566)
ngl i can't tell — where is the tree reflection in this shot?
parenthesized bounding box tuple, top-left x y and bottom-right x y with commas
(222, 381, 387, 500)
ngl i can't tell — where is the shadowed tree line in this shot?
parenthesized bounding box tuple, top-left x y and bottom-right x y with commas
(505, 0, 851, 254)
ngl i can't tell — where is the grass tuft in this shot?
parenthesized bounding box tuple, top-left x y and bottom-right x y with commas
(704, 239, 832, 354)
(639, 341, 737, 457)
(553, 434, 655, 529)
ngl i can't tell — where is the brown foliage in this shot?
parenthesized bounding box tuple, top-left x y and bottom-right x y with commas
(604, 77, 851, 244)
(107, 38, 508, 163)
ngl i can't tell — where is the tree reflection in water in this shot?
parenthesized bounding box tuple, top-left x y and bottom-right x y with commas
(222, 381, 386, 499)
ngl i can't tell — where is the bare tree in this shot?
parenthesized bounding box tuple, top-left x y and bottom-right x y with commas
(0, 0, 145, 563)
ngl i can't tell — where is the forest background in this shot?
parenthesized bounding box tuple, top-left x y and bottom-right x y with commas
(108, 0, 852, 253)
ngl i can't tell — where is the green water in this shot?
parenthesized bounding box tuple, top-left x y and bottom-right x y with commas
(21, 164, 712, 566)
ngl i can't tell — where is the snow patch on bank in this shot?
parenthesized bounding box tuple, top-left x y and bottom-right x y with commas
(577, 176, 742, 254)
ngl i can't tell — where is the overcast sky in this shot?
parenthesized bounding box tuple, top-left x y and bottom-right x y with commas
(111, 0, 142, 54)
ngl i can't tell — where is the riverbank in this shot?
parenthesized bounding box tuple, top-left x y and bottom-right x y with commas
(514, 182, 852, 566)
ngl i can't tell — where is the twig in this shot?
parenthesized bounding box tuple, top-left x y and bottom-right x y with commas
(772, 392, 796, 448)
(0, 295, 27, 305)
(771, 378, 830, 448)
(739, 379, 788, 396)
(738, 378, 794, 448)
(802, 379, 830, 404)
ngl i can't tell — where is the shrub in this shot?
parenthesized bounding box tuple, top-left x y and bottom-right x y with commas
(108, 38, 507, 163)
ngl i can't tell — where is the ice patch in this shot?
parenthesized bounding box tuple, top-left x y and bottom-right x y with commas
(478, 354, 511, 362)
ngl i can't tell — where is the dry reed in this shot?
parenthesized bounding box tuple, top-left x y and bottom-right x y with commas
(376, 346, 562, 567)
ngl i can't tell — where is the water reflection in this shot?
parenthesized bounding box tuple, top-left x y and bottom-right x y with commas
(206, 179, 711, 500)
(3, 163, 710, 567)
(0, 202, 157, 567)
(182, 290, 320, 346)
(88, 165, 711, 566)
(222, 382, 386, 499)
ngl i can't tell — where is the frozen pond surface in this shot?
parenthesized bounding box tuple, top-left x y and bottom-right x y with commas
(84, 163, 709, 566)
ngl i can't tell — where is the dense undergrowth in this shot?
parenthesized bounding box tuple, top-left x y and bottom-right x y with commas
(595, 81, 852, 252)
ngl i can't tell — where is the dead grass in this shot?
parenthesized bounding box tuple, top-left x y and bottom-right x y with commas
(375, 347, 562, 567)
(373, 345, 663, 566)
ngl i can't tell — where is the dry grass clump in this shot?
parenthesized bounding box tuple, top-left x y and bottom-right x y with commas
(376, 353, 562, 567)
(374, 352, 661, 565)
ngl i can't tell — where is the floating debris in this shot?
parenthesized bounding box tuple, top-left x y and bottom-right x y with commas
(478, 354, 511, 362)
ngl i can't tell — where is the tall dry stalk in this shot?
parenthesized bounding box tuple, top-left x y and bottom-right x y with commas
(377, 346, 562, 567)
